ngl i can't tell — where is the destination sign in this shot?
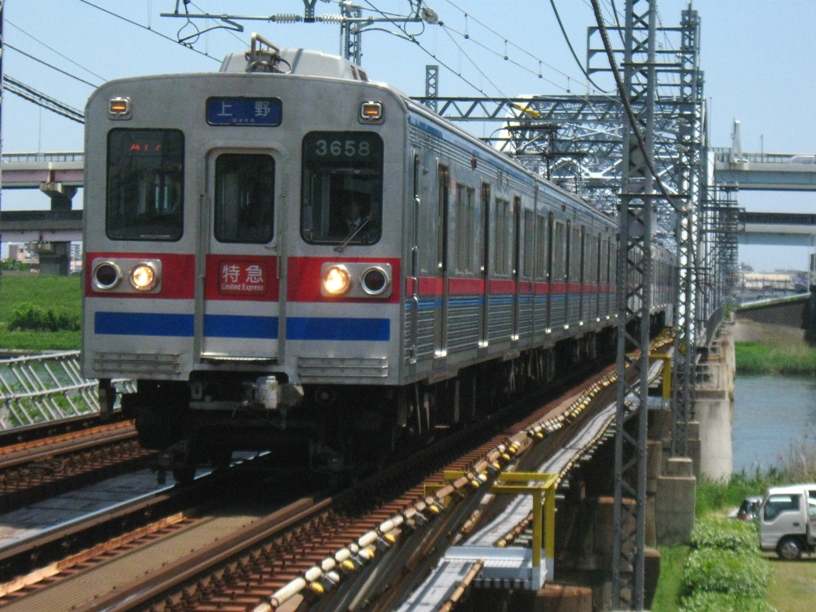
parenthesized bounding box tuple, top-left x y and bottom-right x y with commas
(206, 97, 282, 126)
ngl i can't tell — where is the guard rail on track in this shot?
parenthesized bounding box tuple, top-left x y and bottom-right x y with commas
(0, 351, 134, 429)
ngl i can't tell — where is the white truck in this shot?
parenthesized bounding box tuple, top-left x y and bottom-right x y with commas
(757, 484, 816, 559)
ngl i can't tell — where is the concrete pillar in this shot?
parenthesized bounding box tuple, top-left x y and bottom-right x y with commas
(36, 182, 77, 276)
(692, 326, 735, 481)
(33, 241, 70, 276)
(656, 457, 696, 545)
(687, 421, 701, 477)
(694, 391, 733, 481)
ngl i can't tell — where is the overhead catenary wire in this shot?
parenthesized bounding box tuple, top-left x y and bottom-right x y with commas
(5, 43, 100, 89)
(78, 0, 222, 63)
(440, 0, 575, 83)
(547, 0, 611, 93)
(437, 21, 568, 94)
(5, 19, 108, 82)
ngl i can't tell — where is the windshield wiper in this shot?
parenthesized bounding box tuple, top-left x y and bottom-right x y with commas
(333, 216, 371, 253)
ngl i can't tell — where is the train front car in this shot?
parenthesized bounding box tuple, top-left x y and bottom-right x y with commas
(82, 38, 407, 480)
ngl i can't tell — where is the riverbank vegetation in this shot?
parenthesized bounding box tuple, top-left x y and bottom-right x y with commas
(654, 438, 816, 610)
(736, 340, 816, 376)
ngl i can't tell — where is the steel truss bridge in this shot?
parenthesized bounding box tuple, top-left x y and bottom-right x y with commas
(414, 4, 724, 608)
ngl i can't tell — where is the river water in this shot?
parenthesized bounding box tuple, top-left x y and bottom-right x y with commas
(732, 374, 816, 473)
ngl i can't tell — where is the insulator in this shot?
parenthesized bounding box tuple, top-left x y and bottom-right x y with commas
(316, 14, 344, 23)
(272, 13, 302, 23)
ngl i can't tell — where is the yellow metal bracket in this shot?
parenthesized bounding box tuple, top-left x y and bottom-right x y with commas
(649, 352, 673, 399)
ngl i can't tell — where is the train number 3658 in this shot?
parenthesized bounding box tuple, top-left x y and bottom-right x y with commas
(314, 139, 371, 157)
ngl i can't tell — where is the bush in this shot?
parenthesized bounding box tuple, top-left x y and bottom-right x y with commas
(9, 302, 80, 332)
(689, 517, 757, 551)
(683, 548, 771, 599)
(680, 590, 776, 612)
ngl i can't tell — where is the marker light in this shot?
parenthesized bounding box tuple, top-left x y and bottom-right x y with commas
(93, 261, 122, 290)
(361, 267, 388, 295)
(323, 265, 351, 296)
(109, 97, 131, 119)
(360, 101, 383, 122)
(130, 262, 158, 291)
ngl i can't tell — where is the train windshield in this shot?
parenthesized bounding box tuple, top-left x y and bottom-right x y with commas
(106, 129, 184, 241)
(301, 131, 383, 245)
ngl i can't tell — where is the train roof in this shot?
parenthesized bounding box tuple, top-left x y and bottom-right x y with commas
(220, 34, 372, 83)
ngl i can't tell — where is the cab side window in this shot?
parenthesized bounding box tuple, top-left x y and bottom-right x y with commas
(764, 494, 800, 521)
(301, 132, 383, 245)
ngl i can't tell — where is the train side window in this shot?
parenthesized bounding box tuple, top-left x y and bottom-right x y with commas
(523, 210, 534, 277)
(553, 220, 566, 281)
(535, 213, 548, 280)
(456, 185, 475, 274)
(301, 131, 383, 245)
(569, 224, 582, 282)
(106, 129, 184, 241)
(214, 154, 275, 243)
(494, 198, 510, 275)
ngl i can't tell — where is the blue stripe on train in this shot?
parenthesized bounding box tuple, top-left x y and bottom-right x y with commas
(286, 317, 390, 341)
(94, 312, 388, 341)
(204, 315, 278, 339)
(95, 312, 195, 337)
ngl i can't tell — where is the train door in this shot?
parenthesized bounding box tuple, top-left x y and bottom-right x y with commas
(565, 220, 572, 325)
(594, 233, 602, 321)
(409, 152, 421, 364)
(578, 225, 586, 323)
(479, 182, 491, 348)
(198, 150, 279, 360)
(512, 196, 522, 341)
(435, 165, 450, 357)
(546, 212, 555, 329)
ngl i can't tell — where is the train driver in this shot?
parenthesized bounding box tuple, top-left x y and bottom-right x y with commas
(331, 198, 378, 243)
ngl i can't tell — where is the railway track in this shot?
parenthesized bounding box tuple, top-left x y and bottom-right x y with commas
(0, 417, 155, 514)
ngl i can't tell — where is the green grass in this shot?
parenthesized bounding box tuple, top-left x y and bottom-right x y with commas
(0, 274, 81, 350)
(653, 546, 689, 610)
(735, 341, 816, 376)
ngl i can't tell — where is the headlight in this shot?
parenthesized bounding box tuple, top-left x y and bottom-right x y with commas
(129, 262, 159, 291)
(93, 261, 122, 290)
(322, 265, 351, 295)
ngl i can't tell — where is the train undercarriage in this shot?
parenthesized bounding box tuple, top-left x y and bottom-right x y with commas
(118, 323, 662, 484)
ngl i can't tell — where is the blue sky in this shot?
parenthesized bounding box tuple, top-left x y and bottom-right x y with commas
(2, 0, 815, 271)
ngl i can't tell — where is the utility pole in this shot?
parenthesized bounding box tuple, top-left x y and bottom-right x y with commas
(611, 0, 658, 608)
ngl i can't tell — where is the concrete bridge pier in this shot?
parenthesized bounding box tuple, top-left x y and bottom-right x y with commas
(35, 182, 78, 276)
(694, 328, 735, 481)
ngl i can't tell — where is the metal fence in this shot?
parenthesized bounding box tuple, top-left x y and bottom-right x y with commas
(0, 351, 134, 429)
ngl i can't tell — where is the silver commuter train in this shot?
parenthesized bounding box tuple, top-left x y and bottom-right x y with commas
(82, 36, 674, 479)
